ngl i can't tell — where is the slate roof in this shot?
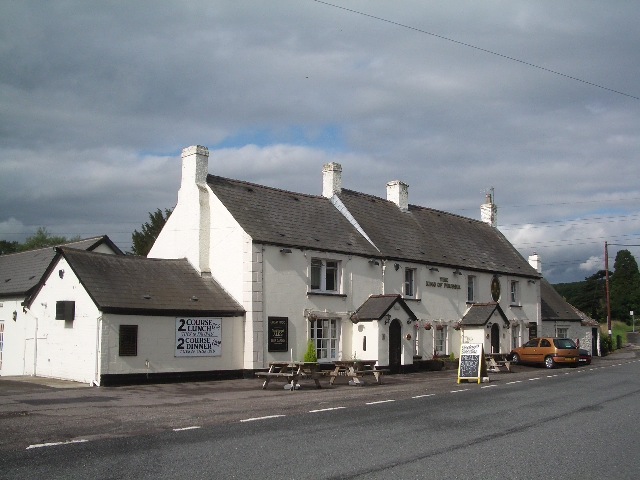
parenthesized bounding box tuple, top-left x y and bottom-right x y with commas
(337, 189, 540, 277)
(207, 175, 379, 257)
(540, 279, 582, 322)
(0, 236, 122, 298)
(350, 294, 418, 322)
(33, 248, 244, 317)
(461, 302, 509, 326)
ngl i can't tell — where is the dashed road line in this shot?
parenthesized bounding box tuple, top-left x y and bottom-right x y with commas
(173, 426, 201, 432)
(366, 399, 395, 405)
(27, 439, 88, 450)
(506, 380, 522, 385)
(240, 415, 286, 422)
(481, 384, 497, 389)
(451, 388, 469, 393)
(412, 394, 436, 398)
(309, 407, 346, 413)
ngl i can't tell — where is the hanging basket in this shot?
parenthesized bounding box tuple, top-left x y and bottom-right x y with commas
(424, 323, 432, 330)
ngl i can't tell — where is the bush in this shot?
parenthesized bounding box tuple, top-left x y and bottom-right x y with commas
(303, 340, 317, 363)
(600, 335, 613, 355)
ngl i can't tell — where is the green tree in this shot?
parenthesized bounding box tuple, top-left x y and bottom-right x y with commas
(0, 240, 20, 255)
(19, 227, 78, 252)
(610, 249, 640, 324)
(131, 208, 172, 256)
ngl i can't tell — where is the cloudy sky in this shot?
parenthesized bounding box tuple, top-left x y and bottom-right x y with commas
(1, 1, 639, 283)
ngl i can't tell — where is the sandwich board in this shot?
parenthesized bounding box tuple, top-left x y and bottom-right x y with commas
(457, 343, 487, 384)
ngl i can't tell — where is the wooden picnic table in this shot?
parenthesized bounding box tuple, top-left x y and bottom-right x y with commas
(328, 360, 389, 386)
(485, 353, 512, 372)
(254, 361, 323, 391)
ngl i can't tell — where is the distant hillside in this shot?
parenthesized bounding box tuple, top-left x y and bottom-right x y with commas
(553, 278, 605, 323)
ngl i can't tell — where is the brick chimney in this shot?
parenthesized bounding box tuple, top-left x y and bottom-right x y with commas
(322, 162, 342, 198)
(386, 180, 409, 211)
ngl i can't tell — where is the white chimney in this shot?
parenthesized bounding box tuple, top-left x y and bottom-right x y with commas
(528, 252, 542, 274)
(322, 162, 342, 198)
(181, 145, 209, 189)
(481, 191, 497, 227)
(387, 180, 409, 212)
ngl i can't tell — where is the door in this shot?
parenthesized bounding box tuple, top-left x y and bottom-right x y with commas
(491, 323, 500, 353)
(388, 319, 402, 374)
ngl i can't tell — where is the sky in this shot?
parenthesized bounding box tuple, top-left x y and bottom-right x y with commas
(1, 0, 639, 284)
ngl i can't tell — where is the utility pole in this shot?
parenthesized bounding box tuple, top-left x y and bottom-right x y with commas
(605, 242, 612, 339)
(632, 310, 635, 333)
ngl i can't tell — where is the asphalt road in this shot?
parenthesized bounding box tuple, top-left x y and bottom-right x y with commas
(1, 349, 639, 479)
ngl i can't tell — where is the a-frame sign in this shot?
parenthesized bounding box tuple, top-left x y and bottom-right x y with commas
(457, 343, 488, 384)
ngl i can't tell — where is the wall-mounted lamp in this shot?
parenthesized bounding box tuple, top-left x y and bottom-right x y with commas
(407, 318, 413, 325)
(279, 248, 292, 254)
(12, 310, 17, 321)
(368, 259, 380, 266)
(486, 321, 493, 329)
(429, 267, 439, 272)
(527, 279, 536, 284)
(394, 263, 400, 271)
(383, 314, 391, 325)
(453, 269, 462, 275)
(58, 269, 65, 279)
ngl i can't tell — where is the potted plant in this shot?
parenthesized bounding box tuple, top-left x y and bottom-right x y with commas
(424, 322, 432, 330)
(303, 340, 317, 363)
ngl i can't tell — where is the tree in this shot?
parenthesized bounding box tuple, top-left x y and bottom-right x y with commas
(0, 240, 20, 255)
(610, 249, 640, 324)
(131, 208, 172, 256)
(19, 227, 79, 252)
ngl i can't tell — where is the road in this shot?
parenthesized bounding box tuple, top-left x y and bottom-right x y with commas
(1, 352, 639, 479)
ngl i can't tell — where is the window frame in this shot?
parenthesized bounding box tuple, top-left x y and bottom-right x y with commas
(309, 318, 340, 362)
(556, 327, 569, 339)
(435, 326, 447, 355)
(119, 325, 138, 357)
(467, 275, 476, 303)
(310, 258, 341, 293)
(404, 267, 417, 298)
(510, 280, 520, 305)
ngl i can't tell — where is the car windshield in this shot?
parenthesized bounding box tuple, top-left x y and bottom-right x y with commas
(554, 338, 577, 349)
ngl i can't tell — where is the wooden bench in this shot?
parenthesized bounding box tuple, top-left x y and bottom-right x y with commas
(328, 361, 388, 386)
(255, 362, 324, 390)
(486, 356, 511, 373)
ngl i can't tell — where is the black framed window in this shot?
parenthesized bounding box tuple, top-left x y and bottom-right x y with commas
(119, 325, 138, 356)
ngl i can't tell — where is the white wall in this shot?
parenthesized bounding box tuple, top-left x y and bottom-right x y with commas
(99, 313, 245, 377)
(0, 298, 30, 376)
(23, 257, 101, 384)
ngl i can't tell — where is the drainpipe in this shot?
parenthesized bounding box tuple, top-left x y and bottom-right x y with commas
(381, 260, 386, 295)
(93, 315, 102, 386)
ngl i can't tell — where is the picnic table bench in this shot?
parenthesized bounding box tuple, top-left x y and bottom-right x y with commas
(255, 361, 323, 390)
(485, 353, 512, 373)
(328, 360, 389, 386)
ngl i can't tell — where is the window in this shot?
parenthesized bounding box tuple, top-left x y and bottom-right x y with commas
(310, 258, 340, 292)
(467, 276, 476, 302)
(435, 326, 447, 355)
(119, 325, 138, 356)
(556, 327, 569, 339)
(404, 268, 416, 297)
(310, 318, 339, 361)
(510, 281, 519, 304)
(512, 325, 520, 349)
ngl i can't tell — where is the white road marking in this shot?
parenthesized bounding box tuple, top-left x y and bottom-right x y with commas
(451, 389, 469, 393)
(240, 415, 286, 422)
(481, 384, 497, 389)
(366, 399, 395, 405)
(506, 380, 522, 385)
(27, 439, 88, 450)
(173, 426, 201, 432)
(309, 407, 346, 413)
(412, 394, 436, 398)
(529, 377, 541, 381)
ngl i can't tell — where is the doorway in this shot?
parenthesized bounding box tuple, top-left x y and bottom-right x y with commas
(388, 319, 402, 374)
(491, 323, 500, 353)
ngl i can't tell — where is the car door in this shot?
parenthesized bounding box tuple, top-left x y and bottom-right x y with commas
(537, 338, 552, 363)
(520, 338, 539, 362)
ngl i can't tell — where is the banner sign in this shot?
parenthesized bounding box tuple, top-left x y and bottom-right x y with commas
(175, 317, 222, 357)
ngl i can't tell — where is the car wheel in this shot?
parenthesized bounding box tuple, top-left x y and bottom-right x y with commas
(544, 356, 555, 369)
(511, 353, 520, 364)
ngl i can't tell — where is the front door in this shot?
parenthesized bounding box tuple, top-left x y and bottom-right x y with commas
(388, 319, 402, 374)
(491, 323, 500, 353)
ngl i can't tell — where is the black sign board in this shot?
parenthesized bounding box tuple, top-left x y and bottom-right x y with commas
(267, 316, 288, 352)
(457, 343, 486, 384)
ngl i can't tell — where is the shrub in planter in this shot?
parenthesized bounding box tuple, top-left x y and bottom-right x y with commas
(303, 340, 318, 363)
